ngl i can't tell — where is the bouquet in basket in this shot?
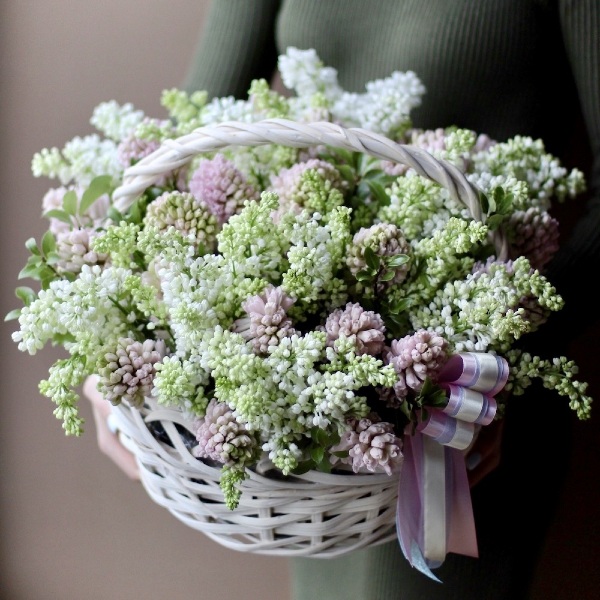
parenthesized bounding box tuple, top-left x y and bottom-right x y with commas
(9, 48, 592, 572)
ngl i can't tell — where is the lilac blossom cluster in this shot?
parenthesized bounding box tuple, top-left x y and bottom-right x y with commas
(12, 47, 593, 510)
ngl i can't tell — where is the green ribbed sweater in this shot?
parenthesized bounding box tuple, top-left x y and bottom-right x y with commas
(183, 2, 600, 599)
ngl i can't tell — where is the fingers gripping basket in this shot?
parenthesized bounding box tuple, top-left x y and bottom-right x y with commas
(110, 119, 506, 558)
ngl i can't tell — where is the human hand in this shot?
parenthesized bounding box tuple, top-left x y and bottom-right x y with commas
(83, 375, 140, 480)
(465, 419, 504, 488)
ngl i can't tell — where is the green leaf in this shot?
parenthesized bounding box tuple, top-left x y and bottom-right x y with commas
(331, 450, 349, 458)
(310, 445, 325, 465)
(390, 297, 413, 313)
(108, 207, 124, 224)
(45, 253, 60, 266)
(25, 237, 40, 255)
(80, 175, 113, 214)
(52, 332, 77, 345)
(495, 190, 513, 215)
(364, 246, 380, 271)
(386, 254, 410, 269)
(62, 190, 78, 216)
(379, 270, 396, 282)
(15, 286, 36, 306)
(43, 209, 72, 224)
(355, 270, 373, 282)
(18, 257, 42, 280)
(480, 192, 491, 214)
(291, 460, 315, 475)
(415, 378, 448, 409)
(336, 165, 356, 183)
(128, 199, 143, 224)
(485, 214, 505, 230)
(311, 427, 329, 446)
(4, 308, 21, 321)
(41, 231, 56, 256)
(366, 180, 391, 205)
(40, 274, 57, 290)
(316, 456, 332, 473)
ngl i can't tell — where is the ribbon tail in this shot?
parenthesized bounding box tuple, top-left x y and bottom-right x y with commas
(446, 447, 478, 558)
(397, 432, 479, 580)
(396, 431, 444, 582)
(406, 540, 443, 583)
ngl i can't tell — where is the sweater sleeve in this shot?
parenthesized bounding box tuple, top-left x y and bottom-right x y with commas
(540, 0, 600, 343)
(182, 0, 281, 99)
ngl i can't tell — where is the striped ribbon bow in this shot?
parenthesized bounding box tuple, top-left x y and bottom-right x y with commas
(395, 352, 509, 580)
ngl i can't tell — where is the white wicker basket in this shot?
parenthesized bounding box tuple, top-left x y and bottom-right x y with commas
(109, 119, 506, 558)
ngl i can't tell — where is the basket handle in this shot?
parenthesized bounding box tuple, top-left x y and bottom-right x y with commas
(112, 118, 507, 258)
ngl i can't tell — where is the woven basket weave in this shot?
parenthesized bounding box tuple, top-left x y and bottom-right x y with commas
(110, 119, 506, 558)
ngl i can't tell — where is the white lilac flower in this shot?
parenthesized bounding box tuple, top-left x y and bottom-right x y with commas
(286, 359, 373, 433)
(13, 265, 133, 356)
(217, 192, 287, 280)
(32, 147, 73, 184)
(472, 135, 586, 205)
(32, 133, 122, 188)
(281, 206, 351, 307)
(61, 135, 122, 187)
(377, 173, 467, 241)
(278, 47, 342, 103)
(200, 96, 255, 125)
(153, 355, 210, 415)
(332, 71, 425, 138)
(90, 100, 145, 142)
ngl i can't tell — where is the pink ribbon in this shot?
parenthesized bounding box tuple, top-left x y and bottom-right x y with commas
(396, 352, 509, 580)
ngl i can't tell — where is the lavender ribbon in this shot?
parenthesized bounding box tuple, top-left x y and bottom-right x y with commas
(396, 352, 509, 580)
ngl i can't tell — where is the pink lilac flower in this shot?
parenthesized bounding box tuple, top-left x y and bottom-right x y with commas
(507, 207, 560, 271)
(189, 153, 260, 224)
(383, 330, 450, 400)
(55, 229, 108, 274)
(193, 399, 257, 467)
(42, 186, 110, 235)
(98, 338, 168, 407)
(323, 302, 386, 356)
(232, 285, 296, 353)
(331, 414, 403, 475)
(347, 223, 411, 287)
(269, 158, 347, 212)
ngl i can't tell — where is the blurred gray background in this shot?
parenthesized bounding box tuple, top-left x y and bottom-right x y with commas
(0, 2, 598, 599)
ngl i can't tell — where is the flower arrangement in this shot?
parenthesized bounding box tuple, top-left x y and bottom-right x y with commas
(9, 47, 593, 523)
